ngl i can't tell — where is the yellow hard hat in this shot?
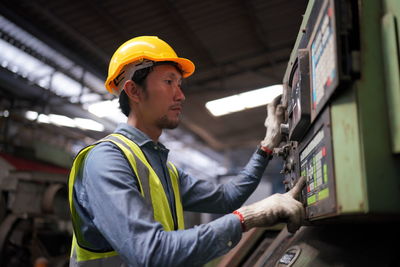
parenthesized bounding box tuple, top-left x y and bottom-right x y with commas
(105, 36, 195, 94)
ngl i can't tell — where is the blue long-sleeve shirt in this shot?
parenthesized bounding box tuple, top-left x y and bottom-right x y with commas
(72, 123, 270, 266)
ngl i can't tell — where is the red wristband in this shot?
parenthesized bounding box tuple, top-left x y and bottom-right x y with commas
(233, 210, 246, 232)
(260, 145, 273, 155)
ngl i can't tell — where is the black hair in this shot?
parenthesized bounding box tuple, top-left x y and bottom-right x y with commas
(119, 61, 182, 117)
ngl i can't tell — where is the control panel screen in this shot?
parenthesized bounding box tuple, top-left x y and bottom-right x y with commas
(309, 0, 339, 121)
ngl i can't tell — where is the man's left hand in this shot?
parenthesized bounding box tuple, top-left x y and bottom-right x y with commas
(261, 94, 285, 151)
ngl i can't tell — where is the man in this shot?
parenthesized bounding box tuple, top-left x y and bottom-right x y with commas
(68, 36, 305, 267)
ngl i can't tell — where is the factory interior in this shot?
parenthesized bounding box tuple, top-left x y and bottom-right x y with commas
(0, 0, 399, 266)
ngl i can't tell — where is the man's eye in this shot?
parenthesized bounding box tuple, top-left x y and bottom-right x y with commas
(165, 80, 172, 85)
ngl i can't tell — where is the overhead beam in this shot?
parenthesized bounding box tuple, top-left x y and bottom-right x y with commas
(82, 0, 131, 42)
(0, 67, 117, 133)
(187, 39, 295, 85)
(26, 1, 110, 63)
(237, 0, 280, 76)
(0, 1, 107, 78)
(157, 0, 218, 67)
(11, 1, 109, 64)
(187, 55, 289, 93)
(0, 29, 108, 99)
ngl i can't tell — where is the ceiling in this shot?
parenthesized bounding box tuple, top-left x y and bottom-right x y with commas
(0, 0, 308, 154)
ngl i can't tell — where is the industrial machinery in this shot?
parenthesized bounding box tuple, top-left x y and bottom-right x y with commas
(218, 0, 400, 266)
(0, 153, 71, 267)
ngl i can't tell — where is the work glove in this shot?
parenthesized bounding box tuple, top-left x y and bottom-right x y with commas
(261, 94, 285, 151)
(235, 176, 306, 233)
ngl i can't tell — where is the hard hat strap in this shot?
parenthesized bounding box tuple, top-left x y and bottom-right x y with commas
(114, 60, 154, 94)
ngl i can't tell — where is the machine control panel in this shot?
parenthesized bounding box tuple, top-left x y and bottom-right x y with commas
(299, 108, 336, 219)
(281, 0, 357, 220)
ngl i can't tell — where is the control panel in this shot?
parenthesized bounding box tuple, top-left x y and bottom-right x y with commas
(298, 108, 336, 219)
(280, 0, 357, 220)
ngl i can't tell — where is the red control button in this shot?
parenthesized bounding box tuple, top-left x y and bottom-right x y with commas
(322, 146, 326, 157)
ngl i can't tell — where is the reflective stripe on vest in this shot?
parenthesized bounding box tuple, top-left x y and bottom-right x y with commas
(68, 133, 184, 265)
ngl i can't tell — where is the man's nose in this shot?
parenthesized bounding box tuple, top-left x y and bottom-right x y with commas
(175, 85, 185, 102)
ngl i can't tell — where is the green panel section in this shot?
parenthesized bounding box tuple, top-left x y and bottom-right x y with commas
(318, 188, 329, 201)
(323, 164, 328, 183)
(307, 195, 316, 206)
(331, 88, 366, 213)
(356, 0, 400, 213)
(382, 3, 400, 153)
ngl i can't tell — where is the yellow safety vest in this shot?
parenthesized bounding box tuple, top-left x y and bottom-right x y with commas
(68, 133, 185, 266)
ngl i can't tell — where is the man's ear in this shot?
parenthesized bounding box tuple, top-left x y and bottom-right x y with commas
(123, 80, 141, 103)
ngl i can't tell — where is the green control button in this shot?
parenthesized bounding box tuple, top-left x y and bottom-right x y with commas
(307, 194, 316, 205)
(318, 188, 329, 200)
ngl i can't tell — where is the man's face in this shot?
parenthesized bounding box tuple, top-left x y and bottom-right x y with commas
(139, 64, 185, 130)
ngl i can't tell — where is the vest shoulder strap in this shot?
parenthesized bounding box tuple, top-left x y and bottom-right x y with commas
(98, 134, 152, 205)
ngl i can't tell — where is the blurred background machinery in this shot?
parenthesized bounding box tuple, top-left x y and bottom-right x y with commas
(218, 0, 400, 266)
(0, 153, 70, 267)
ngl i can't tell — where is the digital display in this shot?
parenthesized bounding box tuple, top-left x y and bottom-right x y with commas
(300, 128, 330, 206)
(310, 1, 338, 119)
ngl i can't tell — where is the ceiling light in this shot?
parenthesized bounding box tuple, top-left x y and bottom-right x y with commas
(74, 118, 105, 132)
(87, 100, 116, 118)
(25, 110, 38, 120)
(25, 110, 105, 132)
(205, 84, 283, 116)
(37, 114, 50, 124)
(87, 99, 126, 123)
(1, 110, 10, 117)
(49, 114, 76, 127)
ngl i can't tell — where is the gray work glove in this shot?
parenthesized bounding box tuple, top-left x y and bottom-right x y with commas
(236, 176, 306, 233)
(261, 94, 285, 151)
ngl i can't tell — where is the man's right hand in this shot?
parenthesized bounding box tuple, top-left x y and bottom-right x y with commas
(235, 176, 306, 233)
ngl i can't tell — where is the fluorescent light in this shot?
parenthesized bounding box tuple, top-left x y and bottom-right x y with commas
(25, 110, 104, 131)
(87, 100, 116, 118)
(52, 72, 82, 97)
(25, 110, 38, 120)
(80, 93, 102, 103)
(205, 84, 283, 116)
(0, 110, 10, 117)
(87, 99, 126, 123)
(38, 114, 50, 124)
(49, 114, 76, 127)
(74, 118, 105, 132)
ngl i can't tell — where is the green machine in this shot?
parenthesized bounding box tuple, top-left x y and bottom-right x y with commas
(218, 0, 400, 266)
(282, 0, 400, 221)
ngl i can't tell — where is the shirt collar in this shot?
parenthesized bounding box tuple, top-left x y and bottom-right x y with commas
(114, 123, 169, 152)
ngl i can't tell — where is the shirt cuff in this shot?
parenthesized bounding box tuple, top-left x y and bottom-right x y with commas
(208, 213, 243, 254)
(257, 145, 273, 159)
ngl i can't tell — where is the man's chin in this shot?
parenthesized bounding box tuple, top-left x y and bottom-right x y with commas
(165, 121, 179, 129)
(156, 116, 180, 129)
